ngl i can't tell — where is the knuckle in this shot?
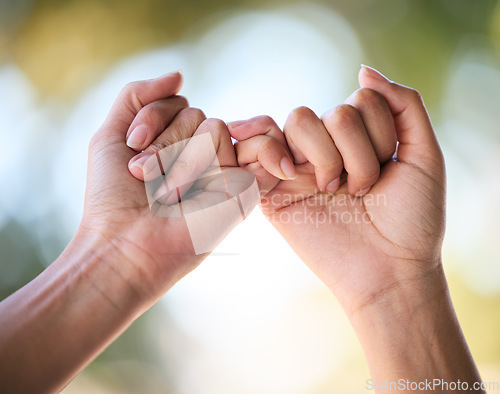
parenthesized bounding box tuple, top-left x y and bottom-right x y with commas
(352, 88, 385, 108)
(260, 135, 278, 154)
(204, 117, 226, 128)
(287, 106, 315, 127)
(121, 81, 141, 98)
(407, 87, 423, 104)
(172, 107, 206, 133)
(183, 107, 207, 124)
(332, 104, 360, 128)
(391, 82, 424, 105)
(120, 81, 144, 111)
(174, 95, 189, 108)
(122, 81, 139, 92)
(202, 117, 227, 137)
(136, 104, 162, 127)
(254, 115, 275, 126)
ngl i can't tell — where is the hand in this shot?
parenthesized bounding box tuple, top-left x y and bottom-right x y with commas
(91, 72, 293, 303)
(81, 71, 252, 303)
(229, 67, 485, 391)
(229, 65, 446, 316)
(0, 72, 296, 393)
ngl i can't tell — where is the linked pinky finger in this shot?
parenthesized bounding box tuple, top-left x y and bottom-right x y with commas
(235, 135, 296, 181)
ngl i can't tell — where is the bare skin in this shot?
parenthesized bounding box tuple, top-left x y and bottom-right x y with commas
(229, 66, 484, 392)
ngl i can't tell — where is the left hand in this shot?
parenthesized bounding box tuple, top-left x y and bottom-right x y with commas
(86, 71, 294, 304)
(83, 72, 243, 303)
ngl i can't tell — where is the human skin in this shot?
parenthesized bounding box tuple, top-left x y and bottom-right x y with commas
(228, 66, 484, 393)
(0, 71, 290, 393)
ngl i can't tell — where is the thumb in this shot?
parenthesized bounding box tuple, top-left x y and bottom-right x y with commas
(102, 70, 183, 138)
(358, 65, 444, 175)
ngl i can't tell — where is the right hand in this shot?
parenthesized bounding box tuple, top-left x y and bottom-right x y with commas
(229, 66, 446, 316)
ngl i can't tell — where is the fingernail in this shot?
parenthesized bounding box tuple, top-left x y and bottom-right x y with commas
(227, 119, 249, 129)
(326, 177, 340, 193)
(160, 70, 182, 78)
(130, 154, 150, 170)
(280, 156, 296, 180)
(355, 187, 371, 197)
(127, 125, 148, 150)
(361, 64, 388, 82)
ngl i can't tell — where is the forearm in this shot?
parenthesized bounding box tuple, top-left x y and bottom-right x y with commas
(347, 262, 483, 393)
(0, 230, 149, 393)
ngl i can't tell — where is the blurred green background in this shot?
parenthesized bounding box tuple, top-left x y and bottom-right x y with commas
(1, 0, 500, 392)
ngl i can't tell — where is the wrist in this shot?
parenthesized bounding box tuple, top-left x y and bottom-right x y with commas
(0, 226, 154, 392)
(58, 227, 149, 315)
(327, 252, 445, 324)
(74, 219, 188, 308)
(346, 260, 450, 361)
(346, 259, 448, 323)
(348, 262, 449, 342)
(344, 261, 482, 390)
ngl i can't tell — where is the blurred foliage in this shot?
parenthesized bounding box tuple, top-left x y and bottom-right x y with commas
(0, 220, 46, 300)
(493, 0, 500, 52)
(0, 0, 498, 106)
(2, 0, 273, 97)
(328, 0, 499, 112)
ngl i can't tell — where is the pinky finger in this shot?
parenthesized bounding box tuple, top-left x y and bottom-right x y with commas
(235, 135, 296, 181)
